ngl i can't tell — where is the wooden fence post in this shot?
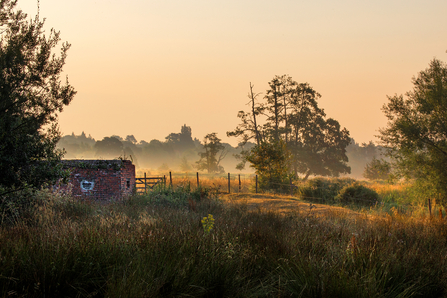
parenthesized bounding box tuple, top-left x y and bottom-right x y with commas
(163, 175, 166, 187)
(144, 172, 147, 194)
(256, 175, 258, 194)
(169, 171, 172, 188)
(238, 174, 241, 193)
(196, 172, 199, 188)
(228, 173, 231, 194)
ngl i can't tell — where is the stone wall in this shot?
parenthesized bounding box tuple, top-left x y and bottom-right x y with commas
(60, 160, 135, 201)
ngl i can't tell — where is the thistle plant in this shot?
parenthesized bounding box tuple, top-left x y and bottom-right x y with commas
(201, 214, 215, 235)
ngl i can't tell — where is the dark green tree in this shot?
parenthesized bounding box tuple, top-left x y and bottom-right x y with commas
(246, 140, 293, 191)
(0, 1, 76, 193)
(228, 76, 350, 181)
(379, 58, 447, 202)
(196, 133, 227, 174)
(291, 117, 351, 180)
(285, 82, 350, 180)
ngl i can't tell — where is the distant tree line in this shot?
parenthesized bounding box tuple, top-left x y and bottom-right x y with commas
(57, 125, 380, 177)
(57, 125, 241, 174)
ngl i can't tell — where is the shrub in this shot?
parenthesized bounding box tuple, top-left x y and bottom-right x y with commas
(297, 177, 355, 203)
(336, 183, 379, 206)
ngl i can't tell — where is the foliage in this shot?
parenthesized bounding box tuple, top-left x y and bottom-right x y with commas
(246, 140, 293, 191)
(0, 1, 76, 193)
(228, 75, 351, 180)
(379, 58, 447, 204)
(201, 214, 215, 235)
(297, 177, 355, 203)
(335, 182, 379, 206)
(196, 133, 227, 174)
(363, 157, 392, 180)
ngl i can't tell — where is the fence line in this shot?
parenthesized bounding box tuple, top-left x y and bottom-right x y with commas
(136, 172, 442, 218)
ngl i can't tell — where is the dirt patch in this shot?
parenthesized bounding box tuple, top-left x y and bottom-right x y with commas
(220, 193, 363, 217)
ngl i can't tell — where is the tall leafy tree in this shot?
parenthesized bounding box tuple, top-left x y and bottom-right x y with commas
(263, 75, 297, 142)
(196, 133, 227, 174)
(291, 117, 351, 180)
(379, 58, 447, 202)
(0, 1, 76, 193)
(228, 75, 350, 181)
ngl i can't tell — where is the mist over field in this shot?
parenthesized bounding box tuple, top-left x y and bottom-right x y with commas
(57, 125, 382, 179)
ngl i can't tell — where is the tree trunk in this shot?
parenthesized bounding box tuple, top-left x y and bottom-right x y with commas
(249, 82, 261, 146)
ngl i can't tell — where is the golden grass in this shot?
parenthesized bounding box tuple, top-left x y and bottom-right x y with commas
(136, 170, 255, 193)
(221, 193, 364, 219)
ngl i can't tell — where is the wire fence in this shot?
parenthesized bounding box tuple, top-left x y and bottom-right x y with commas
(135, 172, 445, 218)
(136, 172, 256, 194)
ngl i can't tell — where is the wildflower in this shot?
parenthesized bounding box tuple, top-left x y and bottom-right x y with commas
(201, 214, 215, 235)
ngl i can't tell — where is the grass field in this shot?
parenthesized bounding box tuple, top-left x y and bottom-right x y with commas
(1, 179, 446, 297)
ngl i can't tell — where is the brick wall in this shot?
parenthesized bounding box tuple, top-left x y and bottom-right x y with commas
(60, 160, 135, 201)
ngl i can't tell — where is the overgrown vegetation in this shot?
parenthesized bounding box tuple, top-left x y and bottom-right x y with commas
(1, 182, 447, 297)
(335, 182, 379, 206)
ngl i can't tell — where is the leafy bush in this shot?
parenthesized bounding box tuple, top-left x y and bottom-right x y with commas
(297, 177, 355, 203)
(336, 183, 379, 206)
(0, 186, 42, 225)
(246, 140, 294, 193)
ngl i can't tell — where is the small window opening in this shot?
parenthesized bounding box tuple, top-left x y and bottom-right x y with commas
(126, 178, 130, 189)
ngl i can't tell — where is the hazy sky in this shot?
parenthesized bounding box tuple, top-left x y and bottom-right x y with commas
(18, 0, 447, 146)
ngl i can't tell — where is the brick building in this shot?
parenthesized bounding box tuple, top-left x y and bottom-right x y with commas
(60, 160, 135, 201)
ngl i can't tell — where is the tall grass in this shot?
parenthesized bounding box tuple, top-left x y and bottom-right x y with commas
(1, 186, 447, 297)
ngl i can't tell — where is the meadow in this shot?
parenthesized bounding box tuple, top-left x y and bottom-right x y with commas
(0, 178, 446, 297)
